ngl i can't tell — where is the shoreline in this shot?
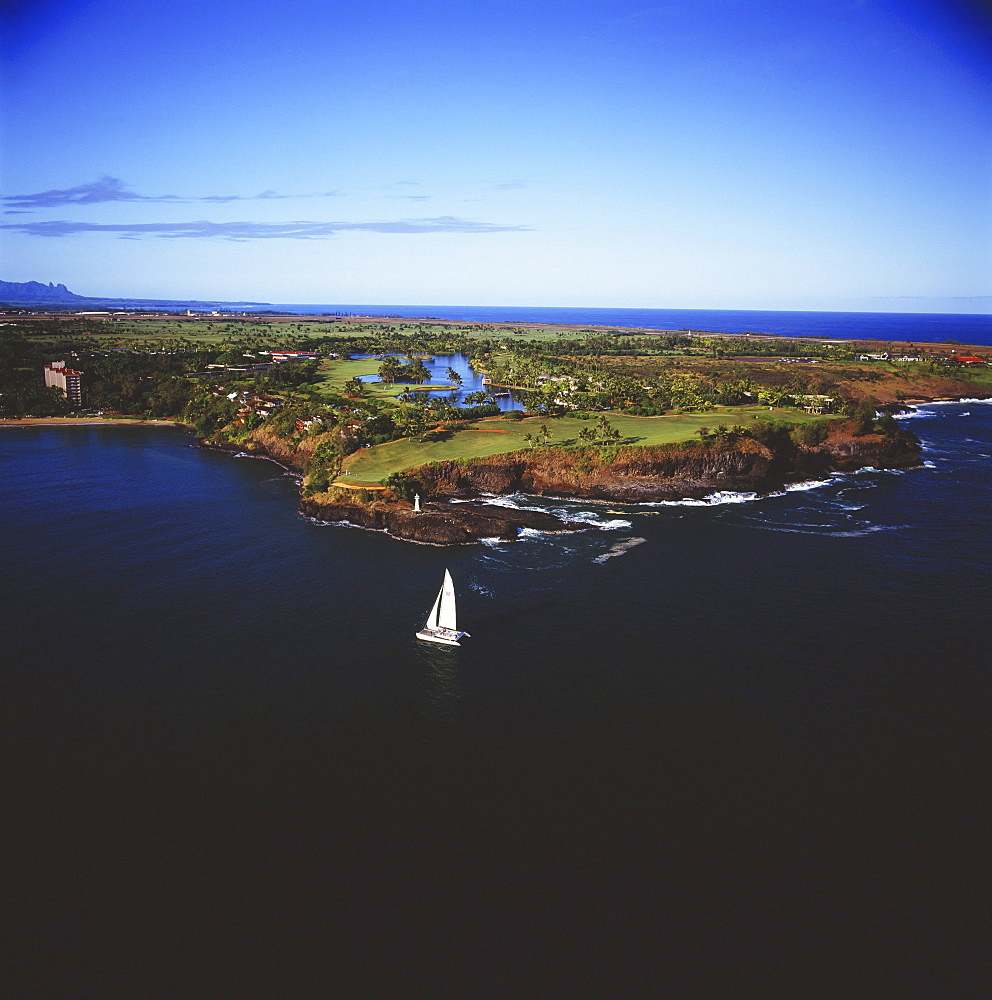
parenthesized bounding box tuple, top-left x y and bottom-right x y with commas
(0, 417, 191, 428)
(0, 405, 948, 545)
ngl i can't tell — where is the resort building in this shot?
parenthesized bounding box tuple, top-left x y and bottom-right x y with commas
(266, 351, 320, 363)
(44, 361, 83, 404)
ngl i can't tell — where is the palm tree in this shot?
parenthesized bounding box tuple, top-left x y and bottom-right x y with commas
(377, 356, 401, 383)
(523, 432, 534, 448)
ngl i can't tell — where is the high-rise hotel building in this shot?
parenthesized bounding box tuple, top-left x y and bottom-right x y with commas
(44, 361, 83, 404)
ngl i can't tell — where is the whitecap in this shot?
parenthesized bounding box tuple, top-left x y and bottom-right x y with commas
(896, 398, 992, 419)
(746, 522, 903, 538)
(930, 397, 992, 406)
(593, 537, 647, 563)
(481, 494, 528, 509)
(844, 466, 907, 477)
(832, 524, 907, 537)
(784, 478, 834, 493)
(480, 493, 632, 529)
(704, 490, 766, 504)
(641, 491, 762, 507)
(560, 512, 632, 529)
(639, 481, 843, 507)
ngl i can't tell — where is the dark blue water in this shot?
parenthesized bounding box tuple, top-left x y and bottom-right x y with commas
(4, 409, 989, 995)
(353, 351, 524, 410)
(268, 304, 992, 345)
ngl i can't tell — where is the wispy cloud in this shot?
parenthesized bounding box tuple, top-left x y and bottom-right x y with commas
(877, 295, 992, 302)
(1, 217, 531, 240)
(2, 176, 341, 209)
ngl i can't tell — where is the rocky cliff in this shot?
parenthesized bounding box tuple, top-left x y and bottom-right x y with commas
(213, 420, 922, 544)
(299, 498, 587, 545)
(406, 425, 922, 504)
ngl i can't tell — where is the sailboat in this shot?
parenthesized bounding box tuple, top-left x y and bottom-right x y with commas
(416, 569, 470, 646)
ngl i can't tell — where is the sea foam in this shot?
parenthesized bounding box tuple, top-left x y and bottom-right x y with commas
(593, 537, 647, 563)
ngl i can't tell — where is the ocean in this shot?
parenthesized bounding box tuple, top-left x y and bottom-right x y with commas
(4, 402, 990, 995)
(261, 304, 992, 346)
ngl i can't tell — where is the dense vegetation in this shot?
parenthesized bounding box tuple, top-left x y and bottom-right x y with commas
(1, 311, 985, 494)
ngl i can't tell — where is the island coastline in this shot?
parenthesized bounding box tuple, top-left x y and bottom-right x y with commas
(0, 412, 927, 545)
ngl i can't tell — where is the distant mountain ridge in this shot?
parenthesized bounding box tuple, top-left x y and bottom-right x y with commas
(0, 280, 83, 302)
(0, 279, 269, 310)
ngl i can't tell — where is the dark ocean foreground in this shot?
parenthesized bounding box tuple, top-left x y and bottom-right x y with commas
(3, 408, 989, 997)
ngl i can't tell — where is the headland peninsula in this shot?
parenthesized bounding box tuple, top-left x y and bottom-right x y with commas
(3, 305, 988, 543)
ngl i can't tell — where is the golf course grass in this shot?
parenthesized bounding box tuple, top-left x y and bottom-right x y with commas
(317, 357, 448, 399)
(337, 407, 836, 484)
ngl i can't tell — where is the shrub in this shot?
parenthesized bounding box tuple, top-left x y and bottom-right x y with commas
(852, 400, 877, 436)
(796, 422, 829, 446)
(384, 472, 420, 501)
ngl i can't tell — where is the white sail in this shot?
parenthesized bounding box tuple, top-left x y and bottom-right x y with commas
(437, 569, 457, 631)
(424, 587, 442, 631)
(416, 569, 467, 645)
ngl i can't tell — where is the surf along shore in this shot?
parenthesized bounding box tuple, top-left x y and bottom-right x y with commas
(6, 304, 981, 543)
(0, 416, 595, 544)
(0, 412, 926, 546)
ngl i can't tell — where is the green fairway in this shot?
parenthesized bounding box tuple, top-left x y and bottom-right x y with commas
(338, 407, 836, 484)
(317, 357, 448, 399)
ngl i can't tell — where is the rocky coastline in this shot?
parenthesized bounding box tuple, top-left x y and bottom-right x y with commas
(202, 436, 592, 543)
(200, 419, 923, 546)
(299, 497, 588, 545)
(403, 426, 923, 506)
(299, 424, 923, 544)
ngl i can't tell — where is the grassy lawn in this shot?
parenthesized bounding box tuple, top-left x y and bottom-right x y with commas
(338, 407, 837, 484)
(316, 357, 451, 399)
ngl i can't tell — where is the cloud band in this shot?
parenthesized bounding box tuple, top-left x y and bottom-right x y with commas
(2, 176, 340, 209)
(0, 217, 531, 240)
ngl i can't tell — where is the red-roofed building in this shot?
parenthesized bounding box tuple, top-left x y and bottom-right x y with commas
(44, 361, 83, 403)
(954, 355, 987, 366)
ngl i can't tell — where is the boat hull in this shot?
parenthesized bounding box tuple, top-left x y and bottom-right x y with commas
(416, 628, 469, 646)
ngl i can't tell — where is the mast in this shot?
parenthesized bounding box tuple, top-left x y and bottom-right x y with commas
(437, 569, 457, 631)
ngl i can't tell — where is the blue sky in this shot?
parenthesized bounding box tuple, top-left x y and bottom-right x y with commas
(1, 0, 989, 311)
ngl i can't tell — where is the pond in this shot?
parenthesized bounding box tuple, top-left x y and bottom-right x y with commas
(352, 352, 524, 411)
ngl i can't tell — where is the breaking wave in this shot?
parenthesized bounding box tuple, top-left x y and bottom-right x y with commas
(480, 493, 630, 529)
(896, 398, 992, 420)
